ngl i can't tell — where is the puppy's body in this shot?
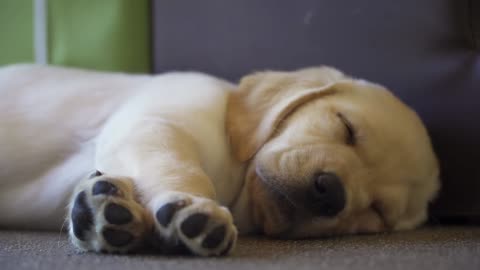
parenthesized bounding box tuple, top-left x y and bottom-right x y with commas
(0, 65, 246, 231)
(0, 64, 439, 256)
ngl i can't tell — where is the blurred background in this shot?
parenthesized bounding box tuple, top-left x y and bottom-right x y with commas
(0, 0, 150, 72)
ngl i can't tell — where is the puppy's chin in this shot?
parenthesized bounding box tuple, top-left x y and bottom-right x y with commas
(248, 167, 296, 236)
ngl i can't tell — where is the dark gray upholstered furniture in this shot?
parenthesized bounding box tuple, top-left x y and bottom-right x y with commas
(152, 0, 480, 220)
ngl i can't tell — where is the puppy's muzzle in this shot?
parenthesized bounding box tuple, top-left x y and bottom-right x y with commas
(310, 172, 346, 217)
(256, 167, 346, 218)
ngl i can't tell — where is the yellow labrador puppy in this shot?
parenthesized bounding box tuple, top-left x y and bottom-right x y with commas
(0, 65, 439, 256)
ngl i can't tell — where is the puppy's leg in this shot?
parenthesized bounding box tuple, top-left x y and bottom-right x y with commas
(69, 121, 237, 256)
(121, 124, 237, 256)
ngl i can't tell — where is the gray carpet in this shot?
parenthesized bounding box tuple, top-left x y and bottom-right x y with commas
(1, 226, 479, 270)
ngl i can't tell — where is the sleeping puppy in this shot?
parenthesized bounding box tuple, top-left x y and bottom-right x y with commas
(0, 65, 439, 256)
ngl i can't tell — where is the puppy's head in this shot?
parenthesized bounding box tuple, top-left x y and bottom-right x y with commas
(228, 67, 439, 238)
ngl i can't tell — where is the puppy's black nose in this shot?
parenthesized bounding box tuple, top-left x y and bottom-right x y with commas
(311, 172, 346, 217)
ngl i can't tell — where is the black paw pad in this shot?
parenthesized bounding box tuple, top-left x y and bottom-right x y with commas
(156, 201, 187, 227)
(180, 213, 209, 238)
(151, 234, 191, 255)
(92, 180, 118, 196)
(202, 225, 226, 249)
(89, 170, 103, 179)
(102, 228, 134, 247)
(104, 203, 133, 225)
(71, 191, 93, 241)
(164, 241, 191, 255)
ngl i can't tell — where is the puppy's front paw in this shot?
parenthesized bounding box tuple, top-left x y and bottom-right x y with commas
(151, 192, 237, 256)
(68, 172, 150, 253)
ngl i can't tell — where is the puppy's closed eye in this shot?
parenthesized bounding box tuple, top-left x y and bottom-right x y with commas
(337, 113, 356, 146)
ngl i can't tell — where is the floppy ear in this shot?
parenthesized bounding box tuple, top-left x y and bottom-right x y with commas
(227, 68, 343, 162)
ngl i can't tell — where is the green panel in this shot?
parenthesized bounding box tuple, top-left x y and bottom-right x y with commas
(0, 0, 34, 66)
(48, 0, 151, 73)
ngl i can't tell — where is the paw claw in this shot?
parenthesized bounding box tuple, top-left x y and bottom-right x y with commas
(89, 170, 103, 179)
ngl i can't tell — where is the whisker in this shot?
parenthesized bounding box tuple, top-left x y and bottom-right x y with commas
(57, 217, 69, 248)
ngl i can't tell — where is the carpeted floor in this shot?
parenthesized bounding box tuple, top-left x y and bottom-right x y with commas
(1, 226, 479, 270)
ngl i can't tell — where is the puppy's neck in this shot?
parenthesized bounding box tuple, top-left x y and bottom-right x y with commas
(229, 163, 257, 234)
